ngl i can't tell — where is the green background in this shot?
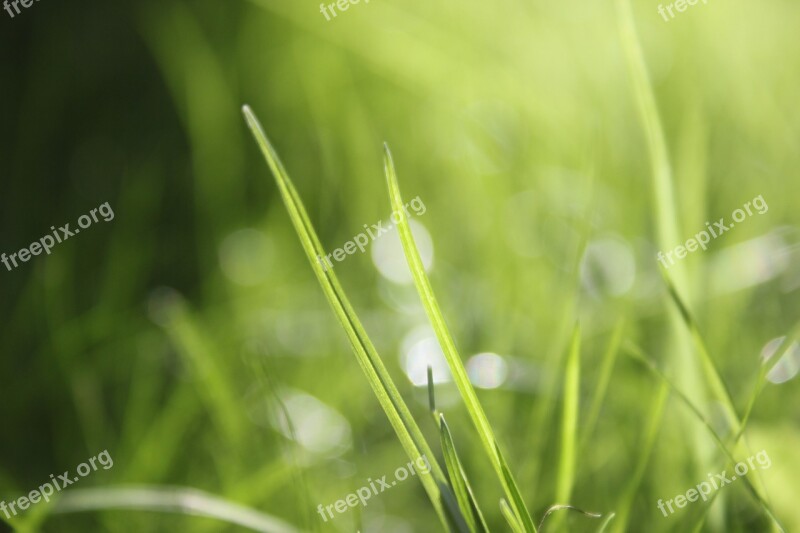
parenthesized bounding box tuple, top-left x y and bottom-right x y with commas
(1, 0, 798, 531)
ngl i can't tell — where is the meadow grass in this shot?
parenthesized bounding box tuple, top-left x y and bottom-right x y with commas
(236, 96, 795, 530)
(2, 0, 799, 531)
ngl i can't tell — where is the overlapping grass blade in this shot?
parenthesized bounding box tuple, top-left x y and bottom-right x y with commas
(52, 486, 298, 533)
(439, 416, 476, 532)
(161, 303, 245, 447)
(675, 321, 799, 530)
(735, 319, 800, 445)
(613, 0, 713, 522)
(439, 413, 490, 533)
(660, 272, 778, 507)
(610, 379, 668, 533)
(624, 343, 785, 532)
(536, 504, 602, 533)
(245, 356, 317, 532)
(661, 272, 742, 434)
(556, 324, 580, 506)
(500, 500, 525, 533)
(383, 144, 537, 532)
(613, 0, 681, 255)
(596, 512, 616, 533)
(580, 320, 624, 451)
(242, 106, 466, 531)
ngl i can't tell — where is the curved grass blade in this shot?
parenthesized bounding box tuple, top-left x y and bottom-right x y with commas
(661, 272, 742, 435)
(653, 320, 799, 531)
(537, 504, 602, 533)
(245, 355, 318, 532)
(439, 413, 490, 533)
(161, 301, 246, 447)
(596, 512, 616, 533)
(428, 369, 485, 532)
(735, 320, 800, 446)
(440, 416, 476, 532)
(686, 322, 800, 530)
(556, 324, 580, 506)
(661, 272, 777, 507)
(52, 486, 298, 533)
(242, 106, 466, 531)
(495, 441, 535, 533)
(384, 144, 536, 533)
(500, 500, 525, 533)
(624, 343, 785, 532)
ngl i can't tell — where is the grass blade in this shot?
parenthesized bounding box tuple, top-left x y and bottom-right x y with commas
(439, 413, 490, 533)
(556, 324, 580, 506)
(661, 272, 742, 435)
(613, 0, 714, 522)
(500, 500, 525, 533)
(52, 486, 298, 533)
(384, 144, 537, 532)
(161, 303, 245, 447)
(734, 320, 800, 446)
(537, 504, 602, 533)
(610, 380, 668, 533)
(580, 320, 624, 452)
(242, 106, 466, 531)
(624, 343, 785, 532)
(428, 365, 437, 415)
(439, 415, 477, 533)
(596, 512, 616, 533)
(660, 272, 779, 508)
(613, 0, 680, 255)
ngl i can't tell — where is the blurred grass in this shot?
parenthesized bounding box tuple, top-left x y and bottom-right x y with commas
(1, 0, 799, 531)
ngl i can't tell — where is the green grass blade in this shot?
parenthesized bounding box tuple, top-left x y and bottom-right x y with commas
(440, 414, 477, 532)
(245, 356, 318, 532)
(734, 320, 800, 445)
(428, 371, 482, 531)
(624, 343, 785, 532)
(660, 272, 781, 519)
(613, 0, 680, 255)
(556, 324, 580, 505)
(428, 365, 437, 415)
(661, 272, 742, 434)
(610, 380, 668, 533)
(613, 0, 713, 521)
(384, 144, 537, 533)
(242, 106, 465, 531)
(580, 320, 624, 452)
(536, 505, 602, 533)
(500, 500, 525, 533)
(161, 303, 245, 447)
(596, 512, 616, 533)
(439, 413, 489, 533)
(51, 486, 298, 533)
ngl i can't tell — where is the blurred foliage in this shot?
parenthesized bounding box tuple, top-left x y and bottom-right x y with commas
(1, 0, 799, 531)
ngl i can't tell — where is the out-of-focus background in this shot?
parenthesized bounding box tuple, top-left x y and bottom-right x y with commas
(1, 0, 799, 531)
